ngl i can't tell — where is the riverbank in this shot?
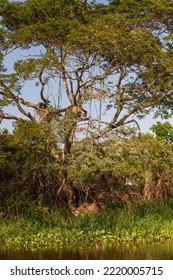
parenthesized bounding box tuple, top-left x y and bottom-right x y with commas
(0, 203, 173, 249)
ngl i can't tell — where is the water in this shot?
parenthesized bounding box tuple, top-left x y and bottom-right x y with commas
(0, 241, 173, 259)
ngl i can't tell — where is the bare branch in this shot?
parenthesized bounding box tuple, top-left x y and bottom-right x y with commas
(123, 119, 141, 131)
(4, 46, 20, 56)
(0, 113, 28, 122)
(93, 94, 168, 139)
(60, 50, 75, 105)
(111, 66, 127, 123)
(38, 69, 47, 103)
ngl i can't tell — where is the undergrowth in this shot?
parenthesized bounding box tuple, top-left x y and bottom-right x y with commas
(0, 202, 173, 249)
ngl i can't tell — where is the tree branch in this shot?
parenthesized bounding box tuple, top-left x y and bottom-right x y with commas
(0, 81, 36, 120)
(60, 50, 75, 105)
(38, 69, 47, 103)
(0, 113, 28, 123)
(94, 95, 168, 139)
(111, 65, 127, 123)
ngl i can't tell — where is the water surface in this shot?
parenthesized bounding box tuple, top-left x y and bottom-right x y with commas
(0, 241, 173, 260)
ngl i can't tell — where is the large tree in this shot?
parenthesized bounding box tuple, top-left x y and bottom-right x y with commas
(0, 0, 173, 161)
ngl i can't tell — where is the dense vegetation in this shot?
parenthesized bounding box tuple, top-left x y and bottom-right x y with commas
(1, 203, 173, 249)
(0, 0, 173, 248)
(0, 121, 173, 214)
(1, 119, 173, 248)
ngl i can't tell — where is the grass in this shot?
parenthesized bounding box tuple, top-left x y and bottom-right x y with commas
(0, 202, 173, 249)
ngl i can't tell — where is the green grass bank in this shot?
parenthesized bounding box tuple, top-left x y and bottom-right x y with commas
(0, 203, 173, 249)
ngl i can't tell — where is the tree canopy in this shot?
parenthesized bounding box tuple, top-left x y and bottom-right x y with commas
(150, 121, 173, 141)
(0, 0, 173, 160)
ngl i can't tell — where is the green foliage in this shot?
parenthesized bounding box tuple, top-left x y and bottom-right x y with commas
(150, 121, 173, 142)
(0, 1, 173, 212)
(0, 0, 91, 48)
(0, 122, 64, 212)
(1, 124, 173, 212)
(0, 0, 173, 122)
(0, 121, 58, 176)
(68, 133, 173, 185)
(0, 203, 173, 249)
